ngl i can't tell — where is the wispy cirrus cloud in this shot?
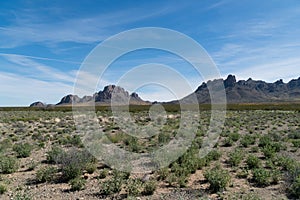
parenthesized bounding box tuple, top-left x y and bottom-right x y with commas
(0, 3, 183, 48)
(1, 53, 76, 83)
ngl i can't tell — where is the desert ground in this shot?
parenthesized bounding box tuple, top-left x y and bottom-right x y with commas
(0, 105, 299, 200)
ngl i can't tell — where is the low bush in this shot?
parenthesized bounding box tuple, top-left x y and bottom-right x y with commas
(13, 143, 32, 158)
(261, 145, 276, 158)
(290, 176, 300, 198)
(157, 167, 169, 181)
(46, 147, 65, 164)
(69, 177, 86, 191)
(204, 165, 231, 192)
(223, 138, 233, 147)
(57, 149, 96, 182)
(291, 139, 300, 148)
(0, 183, 7, 194)
(99, 168, 109, 179)
(246, 155, 261, 169)
(143, 180, 157, 195)
(0, 155, 19, 174)
(252, 168, 270, 186)
(258, 135, 271, 148)
(100, 170, 125, 195)
(240, 135, 256, 147)
(36, 166, 57, 183)
(227, 149, 244, 167)
(125, 178, 143, 196)
(206, 150, 222, 162)
(229, 132, 240, 142)
(286, 164, 300, 198)
(270, 169, 281, 184)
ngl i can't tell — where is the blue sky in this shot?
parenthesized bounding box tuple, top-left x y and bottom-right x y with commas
(0, 0, 300, 106)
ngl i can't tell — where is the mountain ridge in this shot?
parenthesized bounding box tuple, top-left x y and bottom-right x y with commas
(30, 75, 300, 107)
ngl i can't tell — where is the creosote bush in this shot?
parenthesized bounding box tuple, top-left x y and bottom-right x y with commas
(36, 166, 57, 183)
(227, 149, 244, 167)
(204, 165, 231, 192)
(0, 183, 7, 194)
(126, 178, 143, 196)
(100, 170, 127, 195)
(69, 177, 86, 191)
(13, 143, 32, 158)
(56, 148, 96, 182)
(252, 168, 270, 186)
(46, 146, 65, 164)
(0, 155, 19, 174)
(246, 155, 261, 169)
(143, 180, 157, 195)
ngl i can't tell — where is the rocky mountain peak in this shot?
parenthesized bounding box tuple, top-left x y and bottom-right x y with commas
(56, 94, 80, 105)
(30, 101, 45, 107)
(224, 74, 236, 88)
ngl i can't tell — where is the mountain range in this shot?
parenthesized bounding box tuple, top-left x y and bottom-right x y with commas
(30, 75, 300, 107)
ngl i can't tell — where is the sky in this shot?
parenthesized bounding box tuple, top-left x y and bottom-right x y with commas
(0, 0, 300, 106)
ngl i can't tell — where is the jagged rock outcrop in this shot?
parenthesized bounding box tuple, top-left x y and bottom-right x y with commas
(41, 85, 150, 106)
(56, 94, 81, 105)
(180, 75, 300, 104)
(30, 101, 46, 107)
(30, 75, 300, 107)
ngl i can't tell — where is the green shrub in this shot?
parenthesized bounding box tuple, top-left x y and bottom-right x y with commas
(158, 132, 171, 144)
(240, 135, 256, 147)
(290, 176, 300, 198)
(288, 131, 300, 139)
(36, 166, 57, 183)
(157, 167, 169, 180)
(261, 145, 276, 158)
(13, 191, 32, 200)
(99, 168, 109, 179)
(251, 146, 259, 153)
(270, 169, 281, 184)
(252, 168, 270, 186)
(0, 183, 7, 194)
(58, 149, 96, 181)
(46, 146, 65, 164)
(258, 135, 271, 148)
(246, 155, 261, 169)
(204, 165, 231, 192)
(100, 171, 124, 195)
(286, 164, 300, 198)
(143, 180, 157, 195)
(227, 149, 244, 167)
(69, 177, 86, 191)
(126, 179, 143, 196)
(0, 155, 19, 174)
(275, 156, 297, 171)
(291, 139, 300, 148)
(13, 143, 32, 158)
(223, 138, 233, 147)
(229, 132, 240, 142)
(206, 149, 222, 162)
(85, 162, 97, 174)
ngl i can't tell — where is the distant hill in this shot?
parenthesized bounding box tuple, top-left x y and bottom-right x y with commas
(30, 75, 300, 107)
(179, 75, 300, 104)
(30, 85, 150, 107)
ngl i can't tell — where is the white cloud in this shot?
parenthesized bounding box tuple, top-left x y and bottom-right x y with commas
(0, 72, 73, 106)
(1, 53, 75, 83)
(0, 5, 180, 48)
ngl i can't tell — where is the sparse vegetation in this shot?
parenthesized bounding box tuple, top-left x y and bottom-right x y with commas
(204, 165, 231, 192)
(0, 108, 299, 199)
(36, 166, 57, 183)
